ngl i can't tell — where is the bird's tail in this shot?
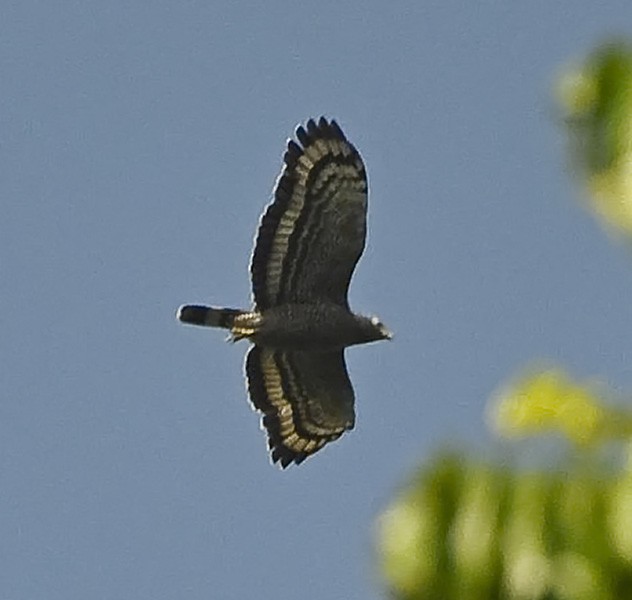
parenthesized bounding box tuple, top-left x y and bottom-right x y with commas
(177, 305, 246, 329)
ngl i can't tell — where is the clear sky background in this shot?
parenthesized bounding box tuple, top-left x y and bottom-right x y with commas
(2, 2, 632, 599)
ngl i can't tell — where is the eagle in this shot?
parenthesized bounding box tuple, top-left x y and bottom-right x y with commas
(177, 117, 391, 468)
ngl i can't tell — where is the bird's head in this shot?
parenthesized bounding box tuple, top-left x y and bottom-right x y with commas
(356, 314, 393, 343)
(370, 315, 393, 340)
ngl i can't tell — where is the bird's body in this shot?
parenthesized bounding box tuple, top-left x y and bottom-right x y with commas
(178, 117, 390, 467)
(179, 302, 386, 351)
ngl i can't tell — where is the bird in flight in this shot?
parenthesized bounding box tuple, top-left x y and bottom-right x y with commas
(177, 117, 391, 468)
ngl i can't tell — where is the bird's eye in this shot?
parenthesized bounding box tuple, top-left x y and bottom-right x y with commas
(370, 316, 381, 326)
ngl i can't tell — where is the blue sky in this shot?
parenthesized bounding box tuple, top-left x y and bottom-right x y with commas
(2, 2, 632, 599)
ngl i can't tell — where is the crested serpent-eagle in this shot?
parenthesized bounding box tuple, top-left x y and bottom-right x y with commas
(178, 117, 391, 468)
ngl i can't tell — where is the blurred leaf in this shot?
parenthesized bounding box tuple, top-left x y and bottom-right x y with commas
(489, 366, 632, 449)
(501, 473, 552, 598)
(378, 453, 628, 600)
(449, 465, 505, 599)
(608, 461, 632, 564)
(490, 368, 605, 446)
(558, 40, 632, 235)
(377, 455, 464, 599)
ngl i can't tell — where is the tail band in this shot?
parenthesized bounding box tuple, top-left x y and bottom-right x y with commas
(177, 305, 244, 329)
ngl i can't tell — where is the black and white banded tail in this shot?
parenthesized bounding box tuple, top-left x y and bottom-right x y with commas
(177, 305, 245, 329)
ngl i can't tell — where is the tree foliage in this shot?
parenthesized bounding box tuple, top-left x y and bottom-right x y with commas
(377, 40, 632, 600)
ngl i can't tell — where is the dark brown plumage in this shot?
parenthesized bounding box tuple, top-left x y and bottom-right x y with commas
(178, 117, 390, 468)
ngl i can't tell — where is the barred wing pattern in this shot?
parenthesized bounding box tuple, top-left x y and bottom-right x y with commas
(250, 117, 368, 310)
(178, 118, 378, 467)
(246, 346, 355, 467)
(244, 118, 367, 465)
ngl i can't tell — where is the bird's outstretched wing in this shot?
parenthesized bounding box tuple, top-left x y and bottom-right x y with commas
(245, 346, 355, 468)
(251, 117, 368, 310)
